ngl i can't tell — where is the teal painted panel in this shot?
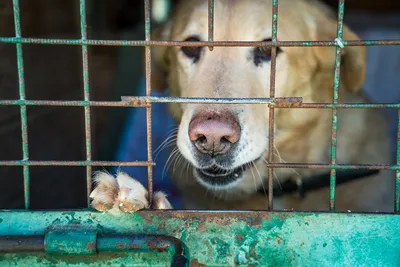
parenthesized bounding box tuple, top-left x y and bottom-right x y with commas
(1, 210, 400, 266)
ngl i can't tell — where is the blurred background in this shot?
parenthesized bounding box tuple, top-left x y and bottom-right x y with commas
(0, 0, 399, 209)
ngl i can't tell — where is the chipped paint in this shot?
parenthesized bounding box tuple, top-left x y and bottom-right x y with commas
(1, 211, 400, 266)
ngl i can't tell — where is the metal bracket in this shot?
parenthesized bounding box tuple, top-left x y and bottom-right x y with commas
(0, 226, 188, 267)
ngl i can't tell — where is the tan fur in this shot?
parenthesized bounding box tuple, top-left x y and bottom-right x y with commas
(91, 0, 393, 213)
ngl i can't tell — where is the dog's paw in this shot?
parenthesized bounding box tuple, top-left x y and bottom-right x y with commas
(89, 171, 172, 213)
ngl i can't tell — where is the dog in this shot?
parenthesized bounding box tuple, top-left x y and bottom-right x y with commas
(90, 0, 394, 213)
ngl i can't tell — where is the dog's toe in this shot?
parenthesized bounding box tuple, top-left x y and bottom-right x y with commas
(90, 171, 119, 212)
(114, 171, 150, 212)
(152, 191, 173, 210)
(90, 171, 173, 213)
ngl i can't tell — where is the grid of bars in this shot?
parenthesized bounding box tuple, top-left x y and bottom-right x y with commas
(1, 0, 400, 211)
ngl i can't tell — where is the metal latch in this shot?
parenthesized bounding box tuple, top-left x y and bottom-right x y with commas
(0, 227, 188, 267)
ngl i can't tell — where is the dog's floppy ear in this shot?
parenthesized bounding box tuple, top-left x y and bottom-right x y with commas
(151, 21, 172, 72)
(146, 22, 172, 92)
(308, 5, 367, 92)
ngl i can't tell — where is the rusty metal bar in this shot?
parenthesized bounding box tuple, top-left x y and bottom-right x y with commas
(12, 0, 30, 210)
(208, 0, 214, 51)
(0, 161, 154, 167)
(2, 98, 400, 109)
(144, 0, 154, 205)
(79, 0, 92, 206)
(122, 96, 295, 105)
(1, 38, 400, 47)
(0, 234, 187, 266)
(267, 0, 279, 210)
(1, 161, 398, 170)
(328, 0, 346, 211)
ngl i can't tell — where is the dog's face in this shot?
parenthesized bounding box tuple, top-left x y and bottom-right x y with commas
(152, 0, 366, 196)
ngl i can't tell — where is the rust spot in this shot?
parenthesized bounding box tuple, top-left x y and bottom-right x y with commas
(58, 245, 65, 249)
(276, 236, 282, 245)
(86, 241, 96, 250)
(244, 215, 263, 227)
(236, 234, 244, 241)
(190, 259, 205, 267)
(116, 242, 126, 249)
(273, 97, 303, 108)
(300, 242, 305, 247)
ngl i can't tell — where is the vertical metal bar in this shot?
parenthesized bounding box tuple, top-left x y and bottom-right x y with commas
(396, 109, 400, 212)
(329, 0, 346, 211)
(208, 0, 214, 51)
(12, 0, 30, 209)
(144, 0, 154, 204)
(267, 0, 279, 210)
(80, 0, 92, 206)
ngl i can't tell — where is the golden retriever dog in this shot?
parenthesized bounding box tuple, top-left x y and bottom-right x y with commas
(90, 0, 394, 213)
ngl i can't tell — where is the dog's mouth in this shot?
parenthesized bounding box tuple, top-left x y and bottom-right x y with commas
(194, 157, 262, 188)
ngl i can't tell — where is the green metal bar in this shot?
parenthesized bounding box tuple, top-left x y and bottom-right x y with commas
(1, 37, 400, 47)
(267, 0, 279, 210)
(144, 0, 154, 204)
(12, 0, 30, 210)
(329, 0, 346, 211)
(397, 109, 400, 212)
(80, 0, 92, 206)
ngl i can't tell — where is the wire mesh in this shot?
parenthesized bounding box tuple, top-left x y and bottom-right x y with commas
(1, 0, 400, 212)
(79, 0, 93, 206)
(12, 0, 30, 209)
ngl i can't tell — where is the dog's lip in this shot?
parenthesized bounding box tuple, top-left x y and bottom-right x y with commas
(198, 164, 248, 177)
(194, 156, 262, 187)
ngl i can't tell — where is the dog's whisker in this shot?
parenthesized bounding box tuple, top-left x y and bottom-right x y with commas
(261, 155, 282, 189)
(162, 148, 180, 179)
(154, 136, 178, 160)
(248, 162, 259, 194)
(154, 133, 177, 156)
(253, 161, 267, 200)
(273, 144, 302, 180)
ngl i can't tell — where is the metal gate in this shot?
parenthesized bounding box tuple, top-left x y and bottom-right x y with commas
(1, 0, 400, 266)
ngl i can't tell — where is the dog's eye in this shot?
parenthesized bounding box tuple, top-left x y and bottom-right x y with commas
(253, 39, 281, 66)
(181, 36, 202, 62)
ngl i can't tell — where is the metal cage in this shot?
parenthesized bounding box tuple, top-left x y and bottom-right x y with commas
(1, 0, 400, 266)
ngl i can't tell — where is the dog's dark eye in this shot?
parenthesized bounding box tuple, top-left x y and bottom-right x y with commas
(253, 39, 282, 66)
(181, 36, 202, 62)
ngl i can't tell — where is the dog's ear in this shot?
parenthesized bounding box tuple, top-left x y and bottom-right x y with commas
(151, 21, 172, 72)
(308, 6, 367, 92)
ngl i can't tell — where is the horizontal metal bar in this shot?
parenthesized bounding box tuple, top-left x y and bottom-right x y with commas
(0, 99, 399, 109)
(266, 163, 400, 170)
(0, 161, 397, 170)
(0, 236, 44, 253)
(122, 96, 301, 105)
(0, 161, 154, 167)
(1, 37, 399, 47)
(0, 234, 187, 266)
(0, 100, 132, 107)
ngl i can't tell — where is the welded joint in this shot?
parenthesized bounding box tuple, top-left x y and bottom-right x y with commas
(335, 38, 344, 49)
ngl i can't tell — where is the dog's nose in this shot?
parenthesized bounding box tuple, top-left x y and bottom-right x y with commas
(189, 111, 240, 155)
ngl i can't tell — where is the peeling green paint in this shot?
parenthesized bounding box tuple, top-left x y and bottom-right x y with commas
(1, 211, 400, 266)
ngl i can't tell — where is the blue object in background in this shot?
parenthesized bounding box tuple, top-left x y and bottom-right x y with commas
(113, 78, 182, 208)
